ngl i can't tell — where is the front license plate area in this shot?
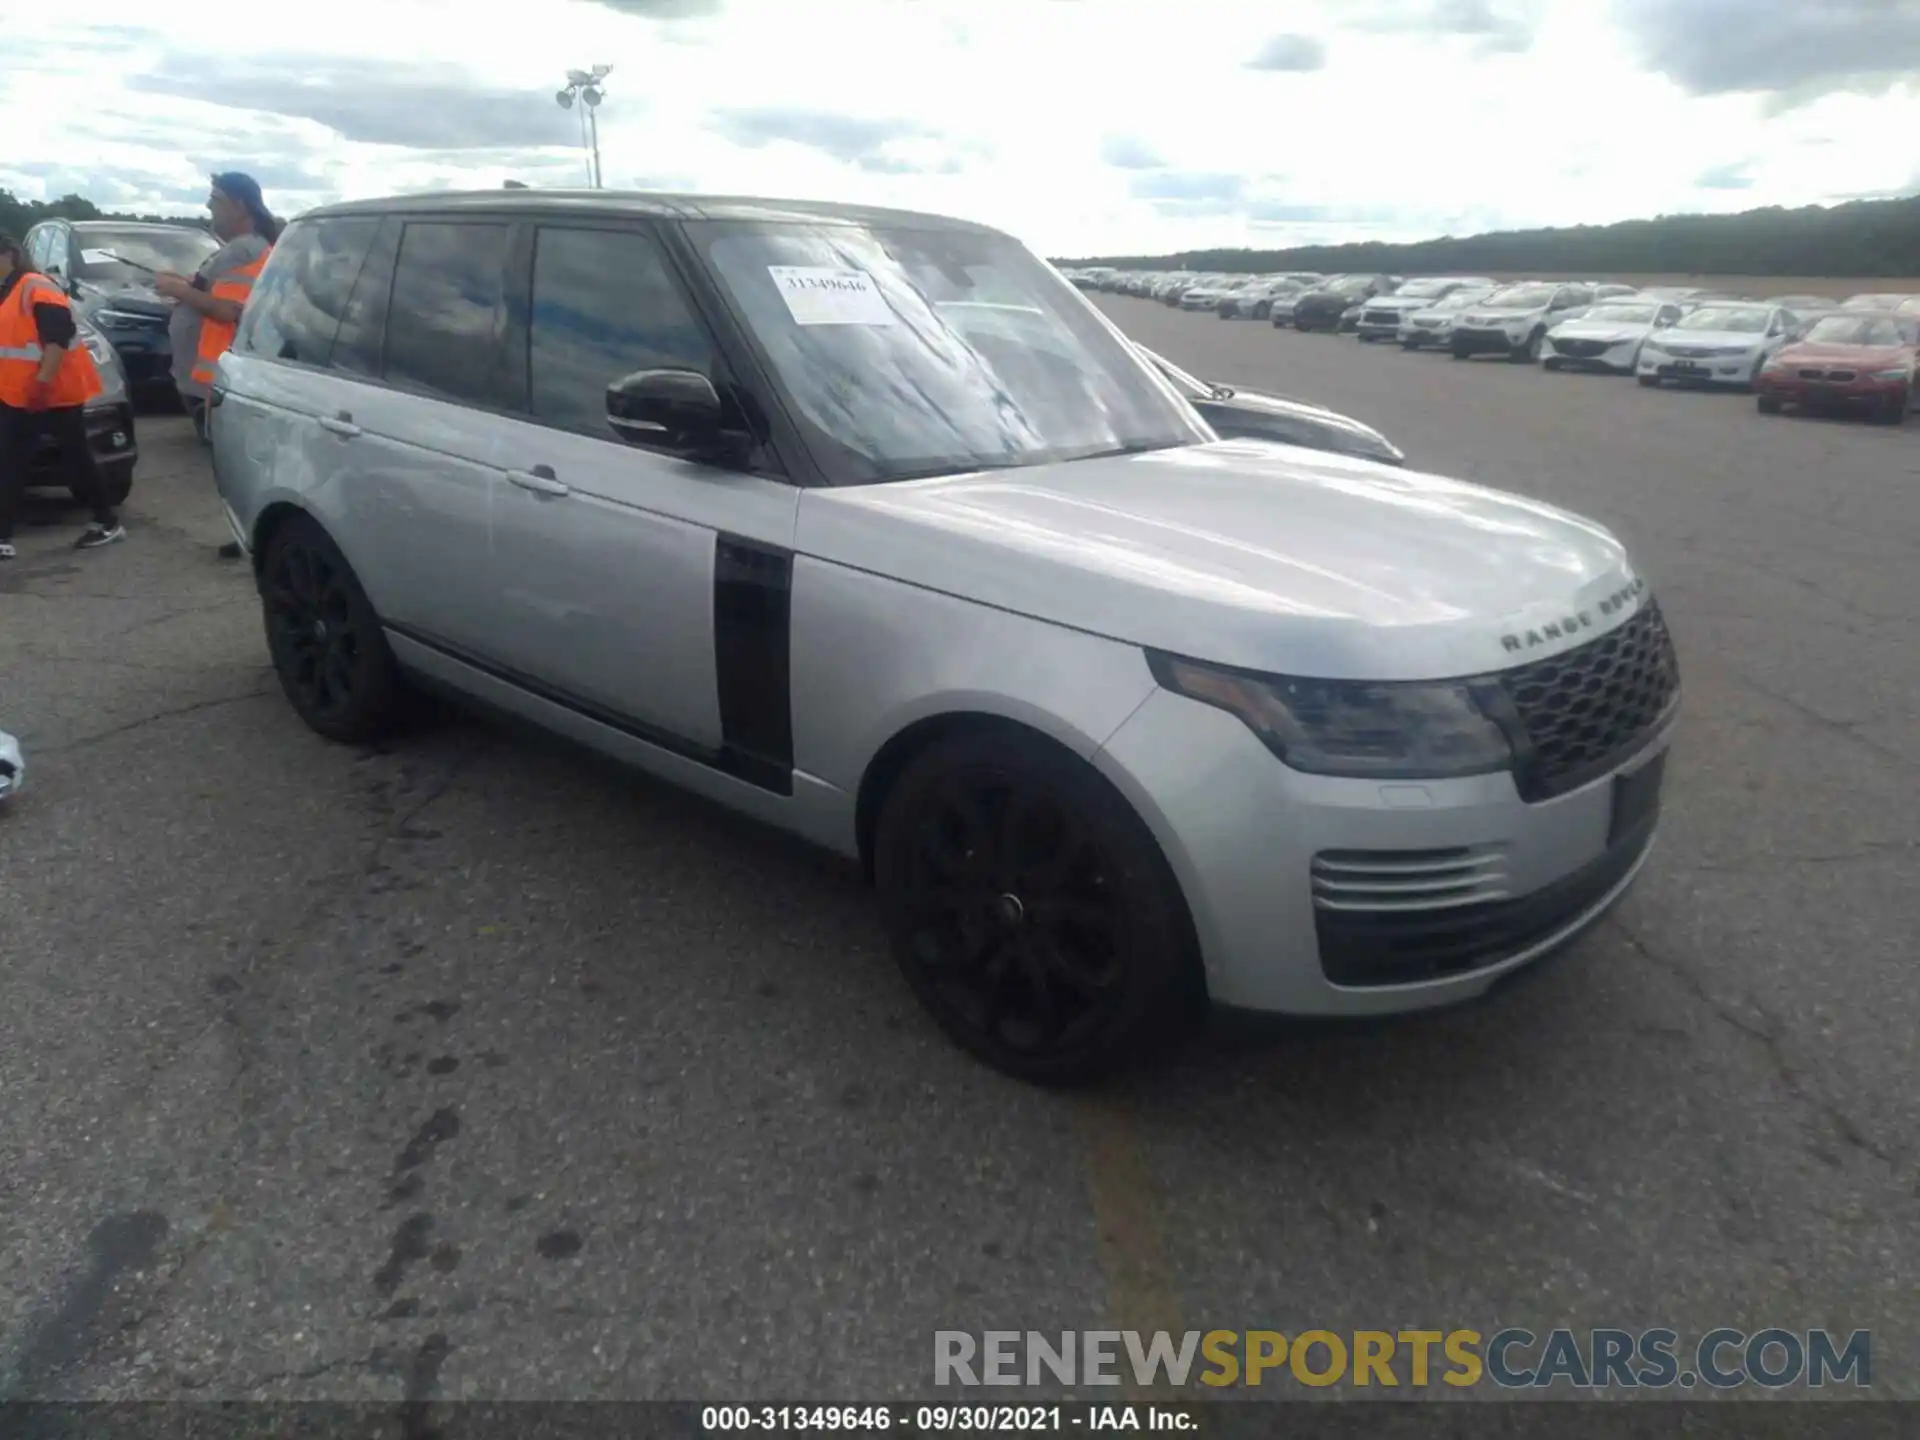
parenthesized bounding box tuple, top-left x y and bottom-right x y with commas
(1671, 360, 1705, 374)
(1610, 750, 1666, 845)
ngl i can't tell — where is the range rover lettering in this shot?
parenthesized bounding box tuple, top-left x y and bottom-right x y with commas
(212, 192, 1680, 1083)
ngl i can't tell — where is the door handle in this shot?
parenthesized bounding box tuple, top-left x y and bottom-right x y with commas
(318, 411, 361, 438)
(506, 465, 570, 497)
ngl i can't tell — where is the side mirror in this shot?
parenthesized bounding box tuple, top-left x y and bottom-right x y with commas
(606, 368, 749, 463)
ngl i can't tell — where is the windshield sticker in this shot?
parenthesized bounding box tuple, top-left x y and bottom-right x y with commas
(769, 266, 898, 326)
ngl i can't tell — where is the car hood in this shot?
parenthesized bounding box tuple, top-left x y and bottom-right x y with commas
(1772, 341, 1913, 367)
(1462, 305, 1547, 324)
(795, 443, 1640, 682)
(1362, 294, 1438, 311)
(1298, 290, 1364, 308)
(79, 281, 173, 317)
(1655, 329, 1767, 349)
(1550, 320, 1652, 341)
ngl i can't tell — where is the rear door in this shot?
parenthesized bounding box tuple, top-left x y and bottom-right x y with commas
(340, 217, 521, 653)
(481, 220, 800, 762)
(214, 214, 383, 559)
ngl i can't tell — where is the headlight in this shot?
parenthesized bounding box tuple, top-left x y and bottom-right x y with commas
(93, 309, 153, 327)
(1641, 341, 1666, 357)
(83, 334, 116, 364)
(1869, 368, 1911, 381)
(1147, 653, 1515, 780)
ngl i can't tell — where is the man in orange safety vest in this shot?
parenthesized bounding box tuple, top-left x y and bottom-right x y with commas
(155, 172, 278, 557)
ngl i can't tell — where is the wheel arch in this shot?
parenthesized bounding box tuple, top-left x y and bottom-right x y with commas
(853, 706, 1211, 1009)
(855, 710, 1077, 884)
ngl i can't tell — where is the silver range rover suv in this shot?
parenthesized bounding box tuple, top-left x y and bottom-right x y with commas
(211, 192, 1681, 1083)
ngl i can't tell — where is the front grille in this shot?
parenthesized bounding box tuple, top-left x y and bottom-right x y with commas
(1361, 309, 1399, 325)
(1796, 368, 1858, 382)
(1498, 601, 1679, 800)
(1413, 318, 1443, 328)
(1553, 339, 1609, 358)
(1316, 821, 1656, 987)
(1667, 346, 1711, 359)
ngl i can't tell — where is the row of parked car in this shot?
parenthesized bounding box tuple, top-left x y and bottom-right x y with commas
(1066, 266, 1920, 425)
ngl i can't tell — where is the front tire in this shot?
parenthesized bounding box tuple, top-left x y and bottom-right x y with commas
(1543, 357, 1563, 372)
(260, 513, 401, 743)
(1637, 374, 1659, 387)
(1873, 390, 1910, 425)
(873, 729, 1198, 1084)
(1756, 394, 1782, 415)
(1451, 344, 1470, 360)
(1513, 327, 1544, 363)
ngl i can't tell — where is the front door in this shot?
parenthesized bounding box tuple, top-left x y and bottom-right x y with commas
(484, 221, 800, 763)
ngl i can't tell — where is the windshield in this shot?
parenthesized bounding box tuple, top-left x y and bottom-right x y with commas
(73, 227, 218, 283)
(1582, 304, 1659, 324)
(1321, 275, 1373, 296)
(1430, 288, 1491, 311)
(1843, 294, 1905, 308)
(1482, 284, 1556, 309)
(695, 220, 1207, 485)
(1803, 314, 1913, 346)
(1676, 306, 1770, 333)
(1394, 278, 1455, 299)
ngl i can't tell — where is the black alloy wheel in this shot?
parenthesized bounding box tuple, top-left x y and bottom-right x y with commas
(261, 515, 400, 743)
(874, 731, 1196, 1083)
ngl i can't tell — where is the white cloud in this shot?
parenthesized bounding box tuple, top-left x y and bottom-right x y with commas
(1, 0, 1915, 257)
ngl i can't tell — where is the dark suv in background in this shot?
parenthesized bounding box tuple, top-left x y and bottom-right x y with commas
(1292, 274, 1399, 333)
(23, 219, 219, 403)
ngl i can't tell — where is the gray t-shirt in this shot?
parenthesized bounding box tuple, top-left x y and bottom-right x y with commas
(169, 233, 271, 398)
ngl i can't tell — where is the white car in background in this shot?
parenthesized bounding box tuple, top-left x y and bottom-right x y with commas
(1354, 276, 1495, 342)
(1636, 302, 1806, 390)
(1397, 286, 1497, 349)
(1451, 282, 1597, 362)
(1542, 300, 1688, 375)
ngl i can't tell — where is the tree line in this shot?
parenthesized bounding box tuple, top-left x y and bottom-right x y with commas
(1061, 194, 1920, 278)
(1, 188, 199, 241)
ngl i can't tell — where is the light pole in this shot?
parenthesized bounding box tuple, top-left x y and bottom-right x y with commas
(556, 66, 611, 189)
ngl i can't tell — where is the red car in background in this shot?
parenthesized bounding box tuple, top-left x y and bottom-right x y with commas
(1754, 311, 1918, 424)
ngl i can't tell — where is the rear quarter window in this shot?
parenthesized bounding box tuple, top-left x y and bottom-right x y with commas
(235, 216, 382, 367)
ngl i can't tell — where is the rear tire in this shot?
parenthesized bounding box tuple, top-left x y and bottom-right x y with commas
(259, 513, 402, 744)
(872, 728, 1199, 1084)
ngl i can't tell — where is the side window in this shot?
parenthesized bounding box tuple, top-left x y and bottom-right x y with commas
(328, 216, 402, 378)
(527, 225, 717, 441)
(236, 217, 381, 366)
(382, 222, 514, 408)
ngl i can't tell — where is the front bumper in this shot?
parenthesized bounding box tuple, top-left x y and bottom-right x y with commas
(1754, 370, 1907, 410)
(28, 402, 138, 489)
(1355, 310, 1409, 339)
(1544, 336, 1640, 372)
(1453, 325, 1528, 356)
(1097, 689, 1672, 1016)
(1637, 352, 1758, 386)
(1398, 320, 1451, 346)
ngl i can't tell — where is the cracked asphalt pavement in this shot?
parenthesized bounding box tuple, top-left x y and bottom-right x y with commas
(1, 306, 1915, 1411)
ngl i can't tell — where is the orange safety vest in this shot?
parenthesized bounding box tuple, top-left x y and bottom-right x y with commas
(0, 271, 102, 409)
(189, 245, 273, 389)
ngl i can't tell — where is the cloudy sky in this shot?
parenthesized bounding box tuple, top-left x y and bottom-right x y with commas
(2, 0, 1917, 257)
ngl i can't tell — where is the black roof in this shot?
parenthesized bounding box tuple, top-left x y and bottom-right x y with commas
(300, 188, 999, 234)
